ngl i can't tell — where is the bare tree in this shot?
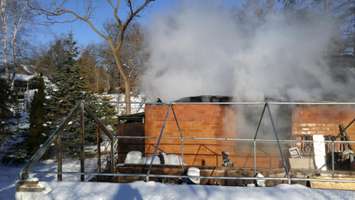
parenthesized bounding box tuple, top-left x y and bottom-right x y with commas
(30, 0, 154, 114)
(99, 22, 146, 95)
(0, 0, 34, 81)
(9, 0, 28, 70)
(0, 0, 9, 77)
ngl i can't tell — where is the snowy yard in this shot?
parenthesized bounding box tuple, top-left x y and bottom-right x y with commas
(0, 158, 99, 199)
(15, 181, 355, 200)
(1, 160, 354, 200)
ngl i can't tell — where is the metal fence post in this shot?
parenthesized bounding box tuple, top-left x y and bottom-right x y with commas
(111, 140, 115, 172)
(97, 124, 101, 173)
(80, 102, 85, 182)
(253, 140, 256, 175)
(171, 105, 185, 169)
(252, 103, 267, 176)
(266, 104, 289, 180)
(332, 141, 335, 177)
(19, 103, 80, 181)
(56, 132, 63, 181)
(146, 104, 171, 182)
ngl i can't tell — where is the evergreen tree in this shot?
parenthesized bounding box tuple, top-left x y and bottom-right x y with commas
(46, 33, 89, 118)
(28, 75, 46, 155)
(44, 34, 117, 155)
(0, 78, 13, 133)
(78, 47, 98, 93)
(0, 79, 13, 118)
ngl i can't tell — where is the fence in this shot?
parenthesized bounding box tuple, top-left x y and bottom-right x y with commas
(19, 101, 355, 186)
(28, 138, 355, 185)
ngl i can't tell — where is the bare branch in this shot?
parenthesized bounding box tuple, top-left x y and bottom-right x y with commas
(106, 0, 122, 27)
(127, 0, 134, 15)
(115, 0, 154, 46)
(27, 0, 154, 114)
(61, 8, 108, 40)
(27, 1, 108, 40)
(124, 0, 154, 29)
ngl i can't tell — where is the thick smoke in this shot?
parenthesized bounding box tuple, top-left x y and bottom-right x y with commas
(141, 2, 354, 102)
(141, 2, 355, 140)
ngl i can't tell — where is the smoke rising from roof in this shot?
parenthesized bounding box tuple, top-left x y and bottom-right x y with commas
(141, 1, 355, 102)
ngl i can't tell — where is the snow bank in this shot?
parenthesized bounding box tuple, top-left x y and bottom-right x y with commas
(0, 165, 22, 200)
(16, 181, 355, 200)
(0, 158, 100, 199)
(2, 159, 354, 200)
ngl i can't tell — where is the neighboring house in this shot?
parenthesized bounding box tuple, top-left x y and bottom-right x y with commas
(0, 65, 38, 113)
(13, 74, 36, 99)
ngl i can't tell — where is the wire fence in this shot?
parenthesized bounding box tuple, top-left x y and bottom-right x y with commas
(19, 101, 355, 186)
(25, 137, 355, 185)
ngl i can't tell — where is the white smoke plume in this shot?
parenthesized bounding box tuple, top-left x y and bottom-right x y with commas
(141, 1, 355, 102)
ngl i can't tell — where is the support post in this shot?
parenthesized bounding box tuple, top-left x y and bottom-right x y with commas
(80, 102, 85, 182)
(146, 104, 171, 182)
(266, 104, 289, 181)
(252, 103, 267, 175)
(253, 103, 267, 140)
(171, 105, 185, 169)
(342, 117, 355, 134)
(110, 139, 115, 172)
(97, 124, 101, 173)
(84, 106, 114, 141)
(332, 141, 335, 177)
(19, 103, 80, 181)
(253, 140, 256, 175)
(56, 131, 63, 181)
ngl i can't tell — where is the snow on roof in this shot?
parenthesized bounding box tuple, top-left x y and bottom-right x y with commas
(0, 73, 35, 81)
(14, 74, 35, 81)
(21, 65, 35, 74)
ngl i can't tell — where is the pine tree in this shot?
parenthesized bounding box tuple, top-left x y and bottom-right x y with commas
(0, 79, 12, 118)
(0, 78, 13, 133)
(47, 34, 88, 118)
(28, 75, 46, 155)
(78, 47, 98, 93)
(45, 33, 117, 155)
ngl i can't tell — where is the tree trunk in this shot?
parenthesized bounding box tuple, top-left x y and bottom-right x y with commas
(109, 43, 131, 114)
(0, 0, 9, 79)
(124, 80, 131, 114)
(11, 15, 22, 77)
(95, 67, 99, 92)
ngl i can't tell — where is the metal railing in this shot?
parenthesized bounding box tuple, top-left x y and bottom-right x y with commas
(28, 137, 355, 184)
(19, 101, 355, 186)
(19, 101, 116, 182)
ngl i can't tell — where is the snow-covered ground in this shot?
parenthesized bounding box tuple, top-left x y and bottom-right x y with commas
(1, 158, 354, 200)
(15, 181, 355, 200)
(0, 164, 22, 199)
(0, 158, 100, 199)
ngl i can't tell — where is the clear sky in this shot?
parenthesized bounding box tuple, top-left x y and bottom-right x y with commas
(33, 0, 178, 47)
(33, 0, 242, 47)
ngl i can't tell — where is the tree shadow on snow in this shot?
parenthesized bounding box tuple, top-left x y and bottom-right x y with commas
(0, 183, 16, 200)
(114, 184, 143, 200)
